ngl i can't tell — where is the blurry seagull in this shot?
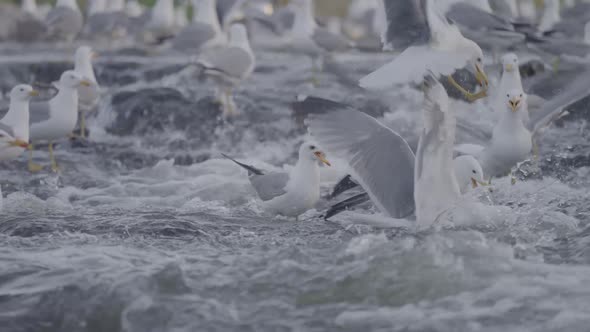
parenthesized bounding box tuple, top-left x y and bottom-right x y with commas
(29, 71, 91, 172)
(359, 0, 489, 102)
(83, 0, 130, 41)
(222, 142, 331, 218)
(44, 0, 84, 42)
(142, 0, 176, 43)
(73, 46, 100, 139)
(172, 0, 227, 53)
(196, 23, 255, 117)
(0, 85, 38, 161)
(284, 0, 352, 84)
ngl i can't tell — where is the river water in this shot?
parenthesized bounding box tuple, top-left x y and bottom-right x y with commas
(1, 45, 590, 332)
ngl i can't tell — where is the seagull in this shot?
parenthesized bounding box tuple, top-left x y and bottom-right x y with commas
(126, 0, 144, 17)
(0, 85, 37, 161)
(196, 23, 255, 117)
(44, 0, 84, 42)
(307, 76, 485, 227)
(222, 142, 331, 218)
(143, 0, 176, 43)
(359, 0, 489, 102)
(172, 0, 227, 53)
(83, 0, 130, 41)
(73, 46, 100, 138)
(324, 153, 486, 220)
(456, 89, 533, 179)
(29, 71, 91, 173)
(282, 0, 352, 84)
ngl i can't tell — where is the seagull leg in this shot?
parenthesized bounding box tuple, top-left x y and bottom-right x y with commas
(224, 88, 236, 117)
(447, 76, 487, 102)
(27, 144, 43, 173)
(310, 57, 319, 87)
(48, 141, 59, 173)
(80, 108, 87, 139)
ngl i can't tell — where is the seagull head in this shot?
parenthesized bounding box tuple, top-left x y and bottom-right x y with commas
(506, 90, 525, 113)
(76, 45, 98, 63)
(465, 40, 489, 88)
(59, 70, 92, 89)
(0, 129, 29, 149)
(300, 142, 331, 167)
(10, 84, 37, 102)
(453, 155, 487, 194)
(501, 53, 519, 73)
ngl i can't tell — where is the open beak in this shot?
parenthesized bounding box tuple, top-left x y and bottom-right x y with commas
(10, 139, 29, 148)
(314, 151, 331, 166)
(504, 64, 514, 72)
(474, 63, 489, 88)
(79, 79, 92, 87)
(471, 178, 488, 188)
(509, 98, 520, 112)
(29, 90, 39, 97)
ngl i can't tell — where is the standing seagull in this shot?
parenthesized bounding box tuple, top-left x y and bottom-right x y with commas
(281, 0, 352, 84)
(44, 0, 83, 42)
(222, 142, 331, 218)
(29, 71, 91, 172)
(456, 89, 532, 180)
(0, 85, 37, 161)
(143, 0, 176, 43)
(359, 0, 489, 102)
(196, 23, 255, 117)
(73, 46, 100, 138)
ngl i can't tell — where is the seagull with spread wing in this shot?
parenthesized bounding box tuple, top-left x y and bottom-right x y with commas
(359, 0, 489, 102)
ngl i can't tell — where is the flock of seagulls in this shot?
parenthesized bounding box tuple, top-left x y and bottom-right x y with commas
(0, 0, 590, 227)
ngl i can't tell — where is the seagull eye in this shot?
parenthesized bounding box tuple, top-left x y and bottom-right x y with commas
(472, 170, 477, 174)
(507, 94, 509, 97)
(309, 145, 316, 150)
(477, 57, 482, 62)
(520, 94, 523, 97)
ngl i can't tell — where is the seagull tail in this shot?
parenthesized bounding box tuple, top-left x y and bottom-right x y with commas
(220, 153, 265, 176)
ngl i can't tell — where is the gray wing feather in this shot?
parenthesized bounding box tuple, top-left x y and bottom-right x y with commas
(446, 3, 514, 32)
(198, 46, 253, 79)
(172, 23, 216, 51)
(250, 172, 289, 201)
(29, 101, 52, 125)
(529, 69, 590, 134)
(382, 0, 430, 49)
(307, 108, 415, 219)
(0, 122, 15, 137)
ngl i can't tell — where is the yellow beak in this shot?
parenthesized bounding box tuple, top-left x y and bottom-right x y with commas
(80, 79, 92, 87)
(29, 90, 39, 97)
(10, 138, 29, 148)
(314, 151, 331, 166)
(471, 178, 488, 188)
(475, 63, 489, 88)
(509, 98, 520, 112)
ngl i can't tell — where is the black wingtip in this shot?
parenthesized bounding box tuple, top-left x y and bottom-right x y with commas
(323, 193, 371, 220)
(220, 153, 264, 176)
